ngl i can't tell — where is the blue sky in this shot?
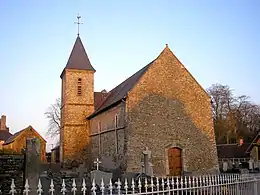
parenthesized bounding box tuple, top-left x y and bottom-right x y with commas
(0, 1, 259, 149)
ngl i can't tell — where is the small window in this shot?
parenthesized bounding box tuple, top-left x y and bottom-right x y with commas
(115, 115, 118, 128)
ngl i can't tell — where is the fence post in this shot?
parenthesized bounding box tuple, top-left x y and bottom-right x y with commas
(254, 177, 258, 195)
(236, 174, 240, 195)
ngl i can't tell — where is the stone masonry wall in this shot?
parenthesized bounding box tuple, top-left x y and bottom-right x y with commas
(0, 155, 24, 194)
(60, 69, 94, 164)
(125, 46, 219, 176)
(90, 102, 126, 170)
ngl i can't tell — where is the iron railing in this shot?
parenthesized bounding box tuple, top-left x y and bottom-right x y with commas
(4, 173, 260, 195)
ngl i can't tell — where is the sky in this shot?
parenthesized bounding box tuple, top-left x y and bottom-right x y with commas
(0, 1, 259, 150)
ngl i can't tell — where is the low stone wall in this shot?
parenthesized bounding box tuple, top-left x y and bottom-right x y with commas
(0, 154, 25, 194)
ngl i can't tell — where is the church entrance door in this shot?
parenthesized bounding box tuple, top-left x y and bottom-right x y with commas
(168, 147, 182, 176)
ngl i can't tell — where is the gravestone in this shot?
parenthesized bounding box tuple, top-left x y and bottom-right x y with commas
(100, 156, 116, 170)
(71, 160, 79, 172)
(143, 147, 153, 176)
(91, 170, 112, 186)
(91, 158, 112, 186)
(249, 159, 254, 170)
(227, 160, 233, 170)
(223, 161, 228, 172)
(25, 137, 41, 193)
(77, 163, 88, 178)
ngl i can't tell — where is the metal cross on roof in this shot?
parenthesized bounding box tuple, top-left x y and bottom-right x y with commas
(74, 13, 83, 37)
(94, 158, 101, 170)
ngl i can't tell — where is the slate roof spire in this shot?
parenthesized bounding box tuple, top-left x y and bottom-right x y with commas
(66, 36, 95, 71)
(60, 36, 95, 78)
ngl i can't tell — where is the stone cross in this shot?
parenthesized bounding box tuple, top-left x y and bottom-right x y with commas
(94, 158, 101, 170)
(143, 147, 152, 175)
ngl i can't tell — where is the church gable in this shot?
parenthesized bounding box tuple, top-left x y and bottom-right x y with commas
(127, 44, 213, 134)
(124, 45, 219, 175)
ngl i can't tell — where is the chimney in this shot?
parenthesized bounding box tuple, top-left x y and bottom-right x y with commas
(0, 115, 6, 131)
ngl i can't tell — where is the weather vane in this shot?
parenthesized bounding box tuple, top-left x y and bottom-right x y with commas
(74, 13, 83, 36)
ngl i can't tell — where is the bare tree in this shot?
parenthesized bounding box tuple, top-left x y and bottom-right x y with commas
(44, 98, 61, 138)
(207, 83, 260, 144)
(207, 84, 236, 143)
(207, 83, 235, 120)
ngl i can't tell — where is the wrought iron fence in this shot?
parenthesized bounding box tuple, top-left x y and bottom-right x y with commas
(3, 174, 260, 195)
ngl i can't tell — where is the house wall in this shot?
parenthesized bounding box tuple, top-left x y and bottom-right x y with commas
(125, 47, 219, 176)
(3, 130, 46, 161)
(51, 148, 60, 163)
(60, 69, 94, 164)
(250, 146, 259, 162)
(89, 102, 126, 170)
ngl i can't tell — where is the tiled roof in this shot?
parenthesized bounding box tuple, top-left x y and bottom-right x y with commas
(0, 130, 12, 142)
(94, 91, 109, 110)
(3, 125, 46, 145)
(217, 143, 251, 159)
(4, 129, 23, 145)
(88, 61, 153, 119)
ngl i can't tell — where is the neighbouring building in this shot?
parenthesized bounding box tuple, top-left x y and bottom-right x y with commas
(0, 115, 12, 149)
(59, 34, 219, 176)
(217, 142, 251, 171)
(217, 136, 260, 171)
(51, 145, 60, 163)
(3, 125, 46, 161)
(246, 133, 260, 165)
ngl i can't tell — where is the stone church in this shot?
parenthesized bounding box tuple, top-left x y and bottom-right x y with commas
(60, 35, 219, 176)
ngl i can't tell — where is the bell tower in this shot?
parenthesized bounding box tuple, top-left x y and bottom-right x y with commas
(60, 34, 95, 164)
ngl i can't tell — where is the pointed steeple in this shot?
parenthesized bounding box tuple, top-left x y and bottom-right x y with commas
(65, 36, 95, 71)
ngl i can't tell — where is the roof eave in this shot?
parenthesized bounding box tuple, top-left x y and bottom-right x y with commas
(60, 67, 96, 79)
(3, 140, 15, 145)
(87, 97, 127, 120)
(246, 133, 260, 153)
(60, 68, 66, 79)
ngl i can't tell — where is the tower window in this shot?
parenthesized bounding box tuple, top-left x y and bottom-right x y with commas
(77, 78, 82, 95)
(77, 86, 82, 95)
(78, 78, 82, 84)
